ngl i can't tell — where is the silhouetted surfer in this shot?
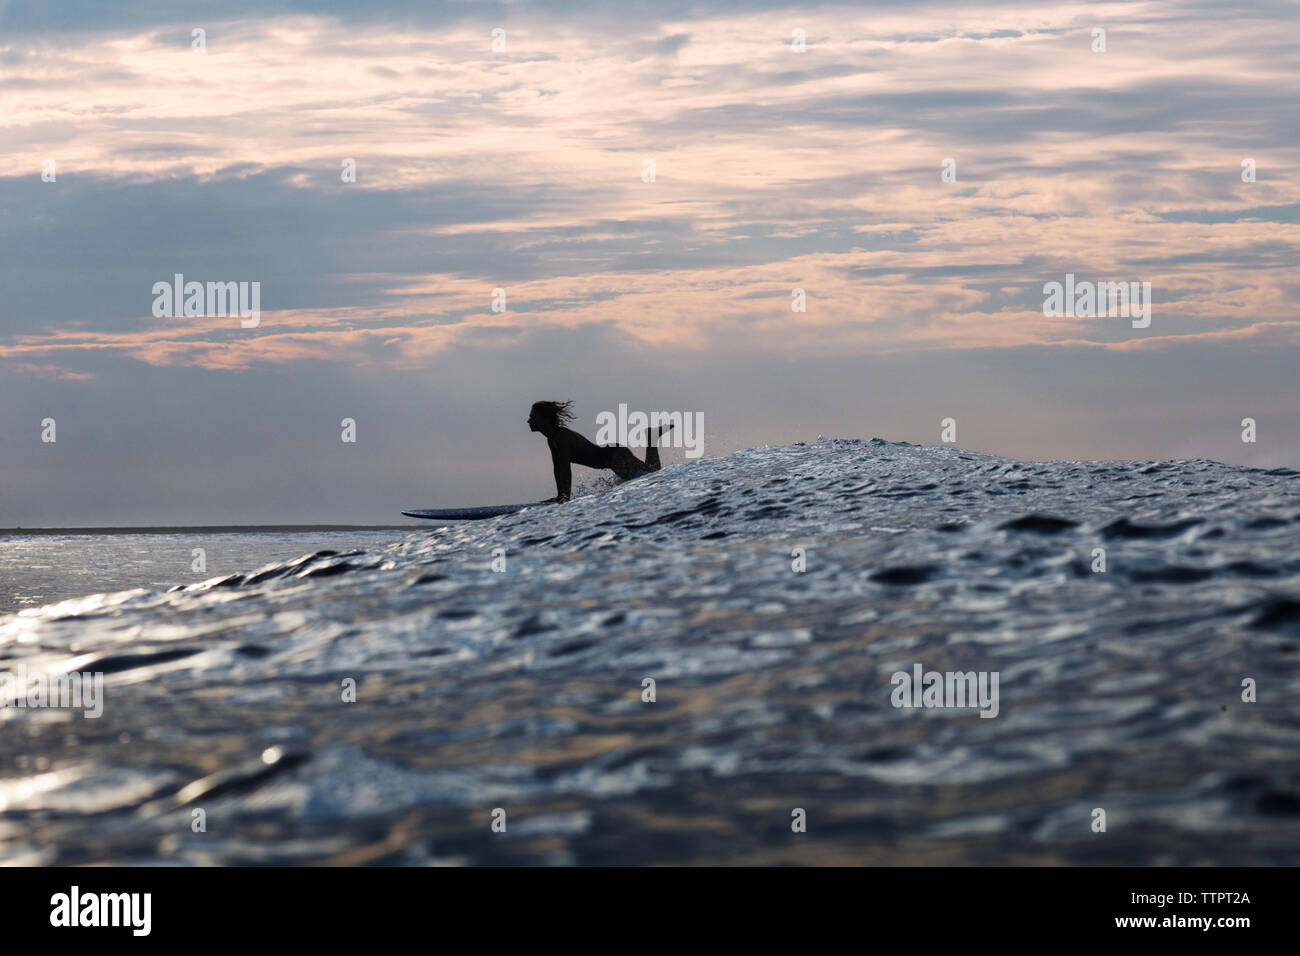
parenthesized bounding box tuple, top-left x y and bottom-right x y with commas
(527, 400, 671, 502)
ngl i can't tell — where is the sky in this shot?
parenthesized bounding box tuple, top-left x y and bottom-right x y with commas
(2, 0, 1298, 525)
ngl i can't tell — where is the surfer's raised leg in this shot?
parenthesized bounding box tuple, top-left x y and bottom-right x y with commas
(642, 422, 674, 472)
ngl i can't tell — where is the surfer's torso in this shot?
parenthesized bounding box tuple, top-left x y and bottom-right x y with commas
(550, 427, 622, 470)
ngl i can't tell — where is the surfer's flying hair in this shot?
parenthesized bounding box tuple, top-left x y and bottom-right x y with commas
(530, 400, 575, 427)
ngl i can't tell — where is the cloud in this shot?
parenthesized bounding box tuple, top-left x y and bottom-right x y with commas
(6, 362, 96, 381)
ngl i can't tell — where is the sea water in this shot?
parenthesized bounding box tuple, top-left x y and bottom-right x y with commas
(1, 439, 1297, 865)
(0, 531, 411, 614)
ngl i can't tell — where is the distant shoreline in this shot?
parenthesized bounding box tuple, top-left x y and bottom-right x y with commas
(0, 525, 423, 536)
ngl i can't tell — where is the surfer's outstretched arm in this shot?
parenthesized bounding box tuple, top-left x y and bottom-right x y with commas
(529, 400, 577, 502)
(549, 434, 572, 502)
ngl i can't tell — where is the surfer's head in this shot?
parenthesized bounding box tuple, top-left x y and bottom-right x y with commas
(528, 400, 575, 434)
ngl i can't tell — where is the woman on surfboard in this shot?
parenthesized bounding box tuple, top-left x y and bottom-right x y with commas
(527, 400, 672, 503)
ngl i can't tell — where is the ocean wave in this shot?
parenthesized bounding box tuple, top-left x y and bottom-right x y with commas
(2, 438, 1298, 864)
